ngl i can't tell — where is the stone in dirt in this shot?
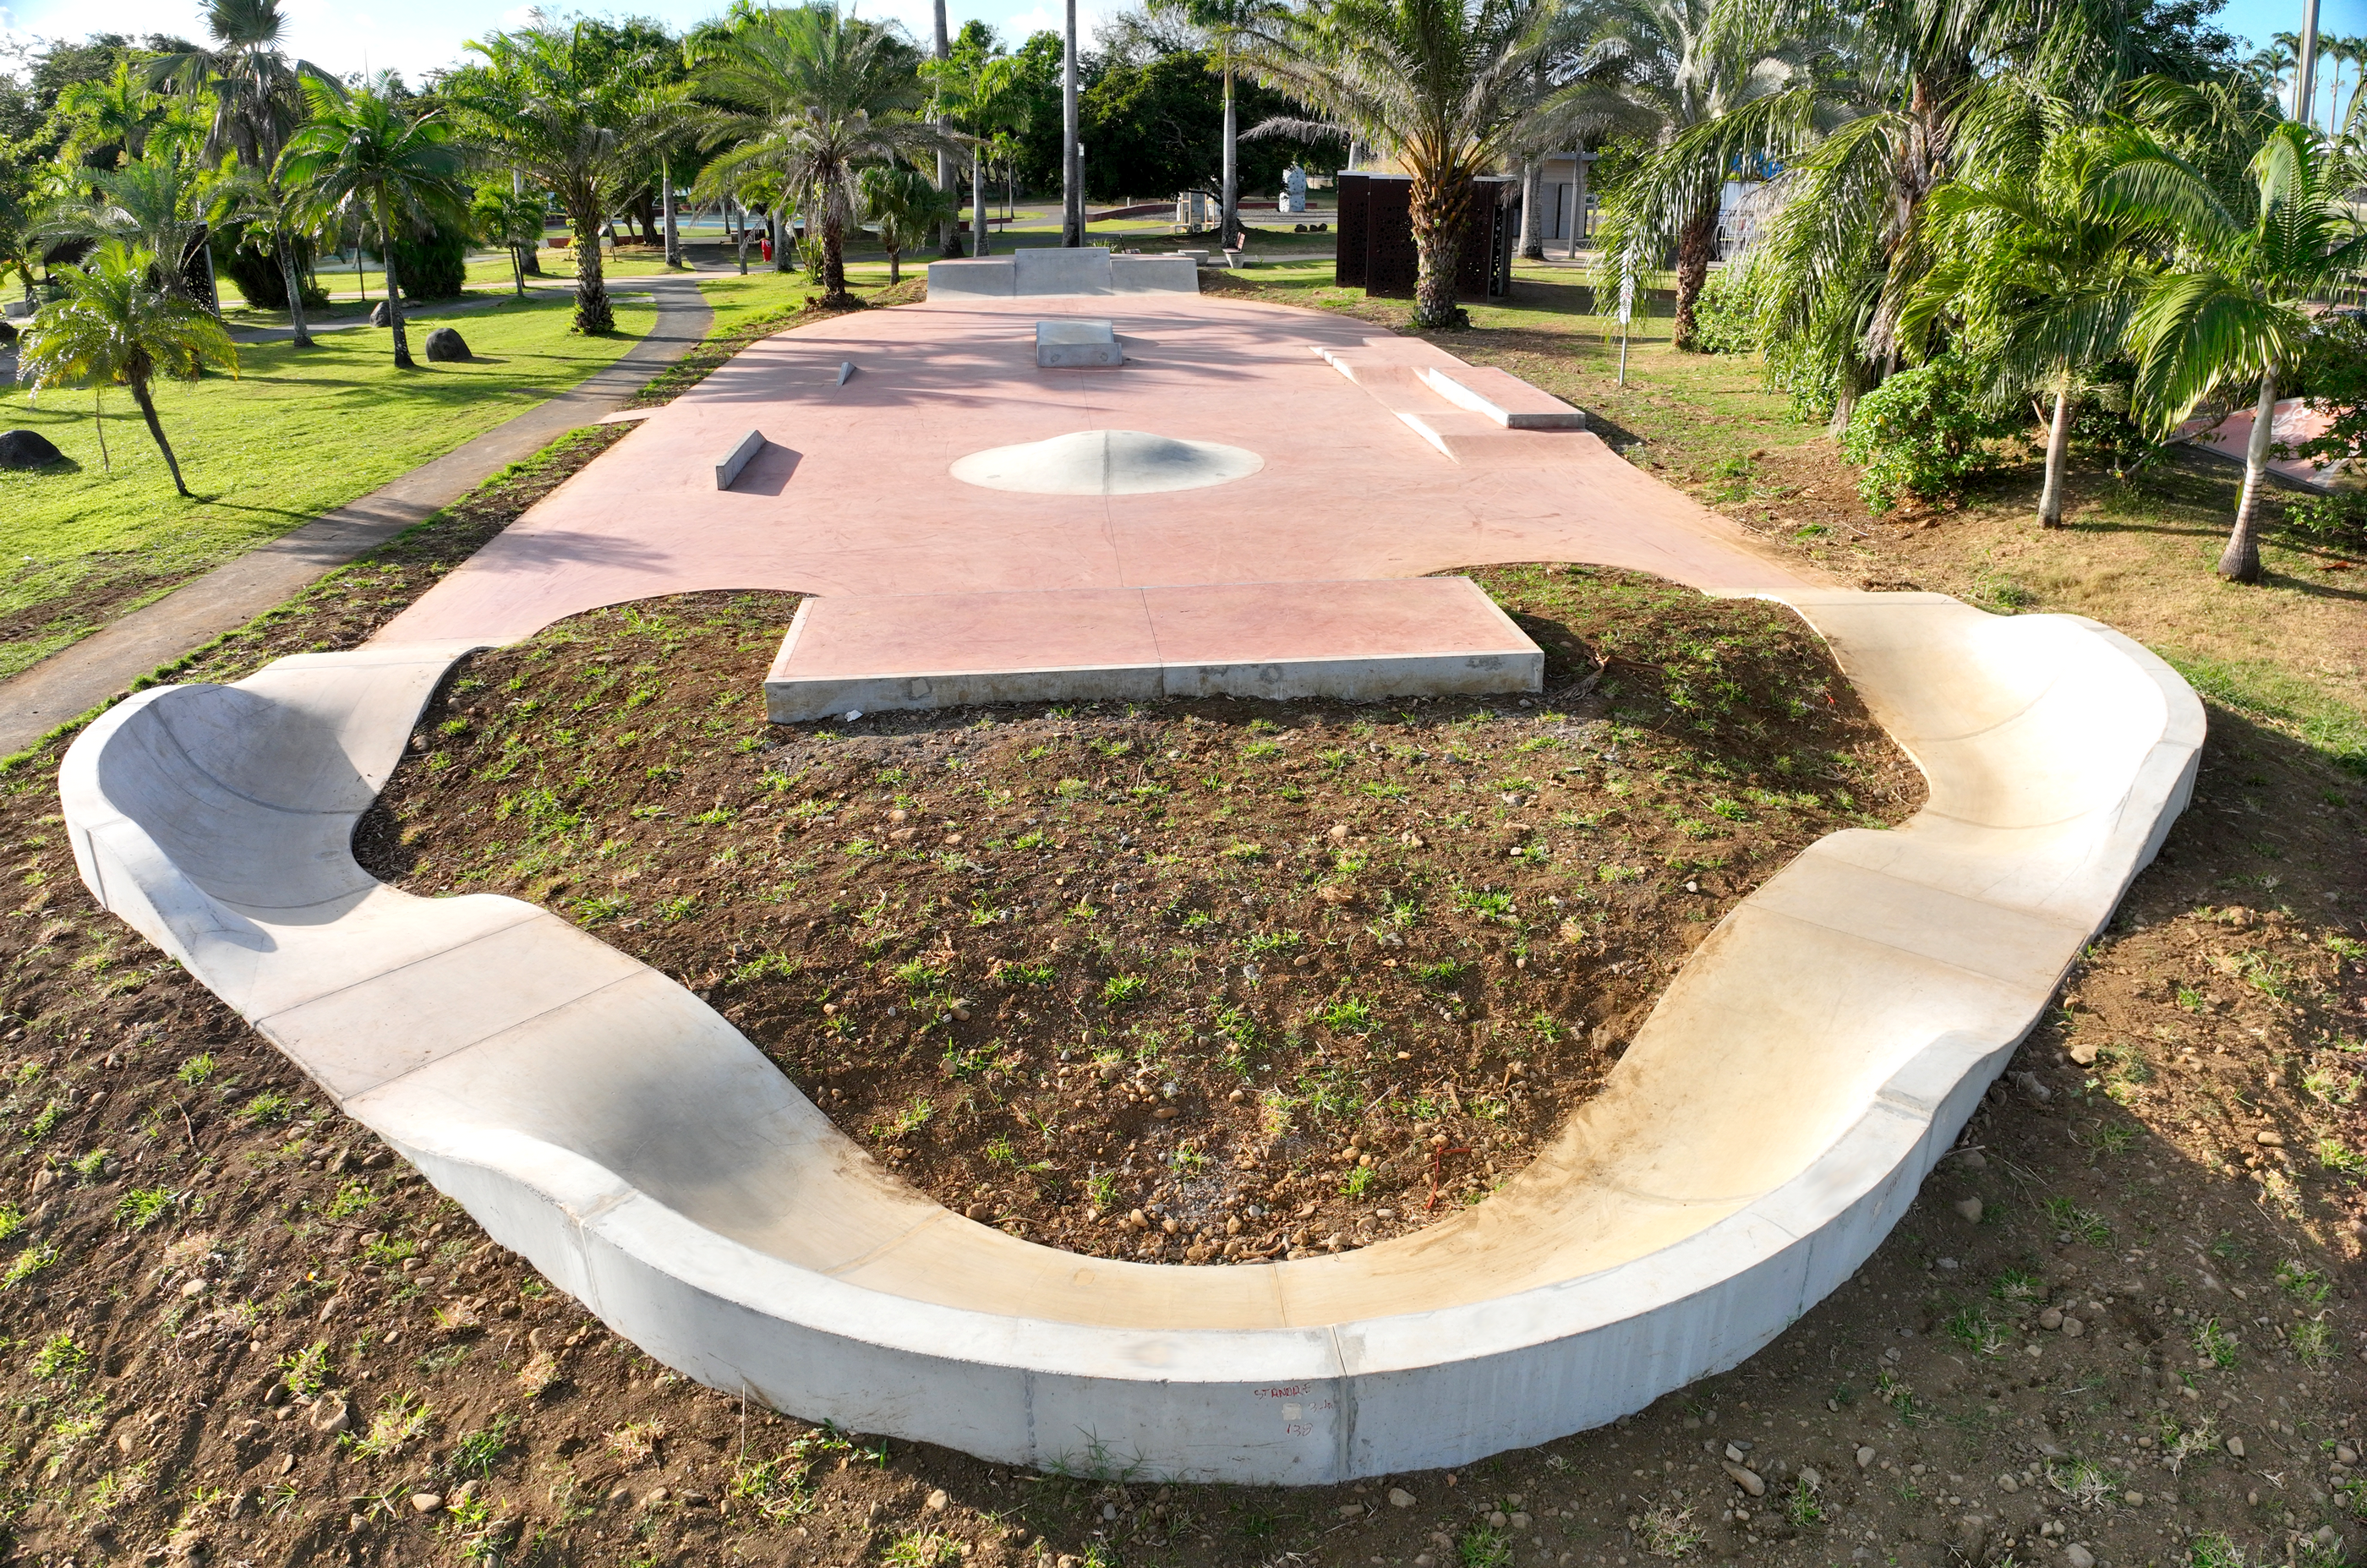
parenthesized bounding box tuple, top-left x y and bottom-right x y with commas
(424, 326, 472, 362)
(1388, 1488, 1416, 1508)
(2064, 1545, 2096, 1568)
(1954, 1197, 1983, 1222)
(1723, 1462, 1765, 1496)
(0, 429, 63, 469)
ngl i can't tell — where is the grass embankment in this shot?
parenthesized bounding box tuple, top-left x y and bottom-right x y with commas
(0, 292, 653, 682)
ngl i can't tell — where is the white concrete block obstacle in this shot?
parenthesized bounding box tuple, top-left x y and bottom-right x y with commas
(1035, 319, 1124, 369)
(714, 429, 766, 490)
(927, 246, 1200, 298)
(59, 588, 2200, 1484)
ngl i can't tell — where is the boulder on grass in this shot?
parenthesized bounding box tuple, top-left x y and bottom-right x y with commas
(0, 429, 63, 470)
(423, 326, 472, 363)
(369, 299, 391, 327)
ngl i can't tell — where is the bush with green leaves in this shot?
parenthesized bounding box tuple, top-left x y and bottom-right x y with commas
(1688, 264, 1759, 356)
(1839, 356, 2011, 511)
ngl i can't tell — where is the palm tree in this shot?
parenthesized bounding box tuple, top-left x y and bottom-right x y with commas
(148, 0, 342, 171)
(1150, 0, 1290, 249)
(924, 41, 1025, 260)
(34, 132, 217, 308)
(473, 184, 550, 297)
(57, 62, 171, 167)
(279, 77, 471, 369)
(860, 164, 954, 283)
(1247, 0, 1578, 328)
(2099, 119, 2367, 582)
(695, 6, 950, 306)
(1904, 121, 2151, 528)
(209, 161, 321, 344)
(446, 22, 686, 334)
(17, 239, 239, 498)
(1583, 0, 1812, 350)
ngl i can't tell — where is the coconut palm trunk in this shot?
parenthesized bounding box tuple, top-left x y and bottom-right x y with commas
(1670, 204, 1719, 351)
(2036, 380, 2074, 529)
(1221, 57, 1238, 249)
(276, 236, 314, 347)
(662, 155, 680, 268)
(2223, 370, 2277, 583)
(124, 362, 192, 496)
(974, 149, 989, 259)
(1409, 172, 1474, 329)
(382, 232, 414, 369)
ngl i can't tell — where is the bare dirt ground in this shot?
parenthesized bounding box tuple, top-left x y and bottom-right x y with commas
(352, 567, 1914, 1265)
(0, 287, 2360, 1568)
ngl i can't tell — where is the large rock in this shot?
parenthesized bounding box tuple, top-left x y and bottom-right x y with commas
(0, 429, 63, 469)
(369, 299, 391, 327)
(423, 326, 472, 363)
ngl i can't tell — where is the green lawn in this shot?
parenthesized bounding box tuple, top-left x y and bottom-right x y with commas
(0, 290, 653, 680)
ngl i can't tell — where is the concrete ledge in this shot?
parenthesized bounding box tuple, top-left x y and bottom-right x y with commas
(1013, 247, 1113, 296)
(1111, 255, 1200, 293)
(1035, 320, 1123, 369)
(1420, 364, 1587, 429)
(714, 429, 765, 490)
(926, 258, 1016, 298)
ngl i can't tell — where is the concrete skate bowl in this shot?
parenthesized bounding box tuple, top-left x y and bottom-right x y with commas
(60, 593, 2201, 1484)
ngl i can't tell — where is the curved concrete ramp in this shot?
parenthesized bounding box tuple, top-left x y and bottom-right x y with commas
(60, 591, 2200, 1483)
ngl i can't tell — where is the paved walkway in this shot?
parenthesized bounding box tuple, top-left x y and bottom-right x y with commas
(0, 272, 713, 757)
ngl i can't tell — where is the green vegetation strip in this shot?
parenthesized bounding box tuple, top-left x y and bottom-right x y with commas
(2160, 650, 2367, 776)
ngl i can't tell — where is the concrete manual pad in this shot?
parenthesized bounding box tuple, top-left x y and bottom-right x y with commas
(763, 576, 1540, 721)
(60, 291, 2206, 1486)
(1035, 318, 1123, 368)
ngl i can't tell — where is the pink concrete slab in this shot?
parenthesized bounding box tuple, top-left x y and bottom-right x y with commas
(773, 588, 1162, 680)
(1144, 576, 1528, 663)
(2176, 396, 2350, 489)
(372, 294, 1826, 674)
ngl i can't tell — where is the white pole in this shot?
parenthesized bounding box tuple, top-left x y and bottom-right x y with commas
(2296, 0, 2321, 123)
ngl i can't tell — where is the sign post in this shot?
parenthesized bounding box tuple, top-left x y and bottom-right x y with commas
(1617, 273, 1634, 387)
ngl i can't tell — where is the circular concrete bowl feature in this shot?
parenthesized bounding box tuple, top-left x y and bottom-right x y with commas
(57, 594, 2203, 1487)
(949, 429, 1264, 496)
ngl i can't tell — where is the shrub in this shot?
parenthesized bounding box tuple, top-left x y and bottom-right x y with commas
(1689, 265, 1759, 355)
(211, 228, 330, 311)
(1839, 357, 2009, 511)
(391, 227, 468, 301)
(2282, 489, 2367, 549)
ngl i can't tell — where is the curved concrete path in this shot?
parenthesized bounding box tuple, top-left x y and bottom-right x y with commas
(58, 295, 2206, 1485)
(0, 274, 710, 758)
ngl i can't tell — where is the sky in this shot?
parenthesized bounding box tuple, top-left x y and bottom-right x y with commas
(0, 0, 2359, 99)
(0, 0, 1116, 86)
